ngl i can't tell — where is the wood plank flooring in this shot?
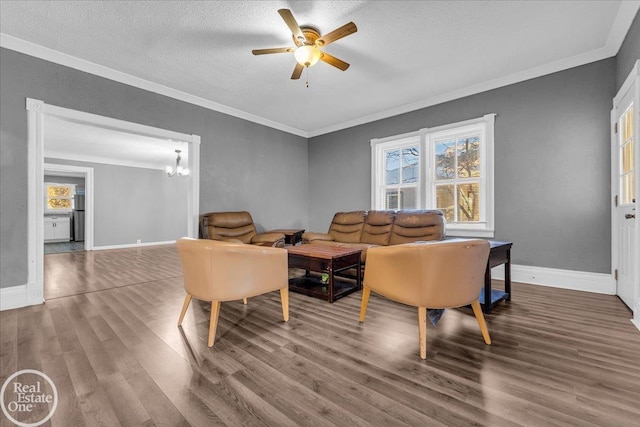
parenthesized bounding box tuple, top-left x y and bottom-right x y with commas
(44, 245, 182, 299)
(2, 244, 640, 426)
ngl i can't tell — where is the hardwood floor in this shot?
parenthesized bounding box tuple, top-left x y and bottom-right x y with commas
(3, 244, 640, 426)
(44, 245, 182, 299)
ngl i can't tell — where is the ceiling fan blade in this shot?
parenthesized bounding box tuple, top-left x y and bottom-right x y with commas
(316, 22, 357, 46)
(252, 47, 293, 55)
(278, 9, 306, 45)
(320, 52, 350, 71)
(291, 63, 304, 80)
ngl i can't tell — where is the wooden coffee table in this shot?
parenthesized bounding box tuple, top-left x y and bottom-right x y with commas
(287, 245, 362, 303)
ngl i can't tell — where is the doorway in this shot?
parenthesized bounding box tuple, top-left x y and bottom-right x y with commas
(43, 164, 94, 254)
(25, 98, 201, 308)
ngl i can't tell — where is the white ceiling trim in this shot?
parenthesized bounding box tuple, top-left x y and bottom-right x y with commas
(2, 1, 638, 139)
(606, 1, 640, 49)
(310, 45, 613, 137)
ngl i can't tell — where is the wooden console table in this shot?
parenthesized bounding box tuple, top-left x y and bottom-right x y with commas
(481, 240, 513, 313)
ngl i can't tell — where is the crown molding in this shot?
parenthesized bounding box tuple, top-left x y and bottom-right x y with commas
(312, 19, 639, 136)
(0, 33, 309, 138)
(605, 0, 640, 53)
(308, 47, 613, 137)
(308, 2, 639, 137)
(309, 0, 640, 138)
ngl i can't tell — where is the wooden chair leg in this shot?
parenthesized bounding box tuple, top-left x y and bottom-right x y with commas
(418, 307, 427, 359)
(359, 286, 371, 322)
(471, 300, 491, 345)
(208, 301, 221, 347)
(243, 298, 248, 305)
(280, 288, 289, 322)
(178, 294, 192, 326)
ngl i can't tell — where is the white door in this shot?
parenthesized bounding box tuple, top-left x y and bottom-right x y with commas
(613, 84, 636, 311)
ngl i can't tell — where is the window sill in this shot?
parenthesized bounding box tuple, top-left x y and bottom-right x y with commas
(446, 228, 495, 239)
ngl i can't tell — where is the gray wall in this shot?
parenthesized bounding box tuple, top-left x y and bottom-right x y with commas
(46, 159, 188, 246)
(308, 58, 616, 274)
(616, 10, 640, 91)
(0, 47, 308, 289)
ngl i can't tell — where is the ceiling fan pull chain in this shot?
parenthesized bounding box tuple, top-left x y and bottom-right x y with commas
(305, 66, 310, 88)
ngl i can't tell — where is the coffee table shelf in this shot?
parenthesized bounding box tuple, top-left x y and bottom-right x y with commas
(289, 275, 359, 302)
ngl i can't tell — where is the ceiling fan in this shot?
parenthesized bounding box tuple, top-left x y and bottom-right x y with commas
(252, 9, 357, 80)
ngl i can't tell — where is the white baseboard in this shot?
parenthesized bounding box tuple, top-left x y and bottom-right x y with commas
(491, 263, 616, 295)
(0, 285, 28, 311)
(0, 283, 44, 311)
(92, 240, 175, 251)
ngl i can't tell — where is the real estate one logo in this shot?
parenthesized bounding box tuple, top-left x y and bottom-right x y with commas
(1, 369, 58, 427)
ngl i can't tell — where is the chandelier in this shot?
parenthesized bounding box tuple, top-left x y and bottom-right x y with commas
(166, 149, 189, 177)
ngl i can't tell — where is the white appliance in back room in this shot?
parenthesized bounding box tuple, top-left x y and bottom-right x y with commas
(73, 191, 85, 242)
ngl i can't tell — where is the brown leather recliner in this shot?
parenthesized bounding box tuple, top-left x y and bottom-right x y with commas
(200, 211, 285, 248)
(176, 238, 289, 347)
(359, 239, 491, 359)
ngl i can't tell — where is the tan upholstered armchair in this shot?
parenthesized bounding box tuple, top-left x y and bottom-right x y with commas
(200, 211, 285, 248)
(176, 238, 289, 347)
(359, 239, 491, 359)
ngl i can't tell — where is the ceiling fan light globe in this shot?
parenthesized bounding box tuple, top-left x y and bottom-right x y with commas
(294, 45, 321, 67)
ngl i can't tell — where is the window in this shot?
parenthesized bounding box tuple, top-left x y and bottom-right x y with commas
(371, 114, 495, 237)
(45, 183, 75, 213)
(381, 135, 421, 210)
(619, 103, 635, 205)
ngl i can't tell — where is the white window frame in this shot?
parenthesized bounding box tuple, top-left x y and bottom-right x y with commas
(371, 132, 422, 211)
(371, 114, 495, 238)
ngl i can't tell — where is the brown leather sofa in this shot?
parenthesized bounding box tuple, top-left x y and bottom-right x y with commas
(200, 211, 285, 248)
(302, 210, 445, 263)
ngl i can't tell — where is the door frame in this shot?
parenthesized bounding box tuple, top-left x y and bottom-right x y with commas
(43, 163, 94, 251)
(25, 98, 200, 308)
(611, 60, 640, 330)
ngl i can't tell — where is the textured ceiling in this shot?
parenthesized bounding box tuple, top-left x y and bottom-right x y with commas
(1, 1, 638, 137)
